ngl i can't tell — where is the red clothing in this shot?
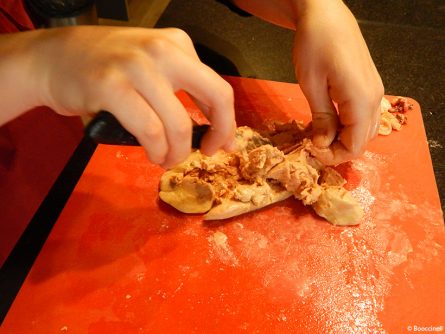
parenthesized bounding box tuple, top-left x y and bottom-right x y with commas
(0, 0, 34, 32)
(0, 1, 83, 266)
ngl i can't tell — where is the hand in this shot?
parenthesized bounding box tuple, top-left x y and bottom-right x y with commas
(292, 0, 384, 165)
(29, 26, 236, 168)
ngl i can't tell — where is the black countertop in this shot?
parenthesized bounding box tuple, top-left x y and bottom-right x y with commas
(156, 0, 445, 213)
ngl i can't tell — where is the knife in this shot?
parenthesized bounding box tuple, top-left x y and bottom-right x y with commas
(85, 111, 210, 149)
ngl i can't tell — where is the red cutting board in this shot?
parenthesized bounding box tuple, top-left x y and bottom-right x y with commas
(2, 77, 444, 334)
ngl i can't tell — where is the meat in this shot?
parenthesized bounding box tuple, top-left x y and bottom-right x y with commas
(159, 124, 364, 225)
(159, 175, 215, 213)
(267, 141, 321, 205)
(319, 167, 346, 187)
(312, 186, 364, 226)
(239, 145, 285, 183)
(379, 96, 413, 136)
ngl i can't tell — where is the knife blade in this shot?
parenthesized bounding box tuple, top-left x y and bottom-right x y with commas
(85, 111, 210, 149)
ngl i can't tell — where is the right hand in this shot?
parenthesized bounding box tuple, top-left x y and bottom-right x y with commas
(30, 26, 236, 168)
(292, 0, 384, 165)
(233, 0, 384, 165)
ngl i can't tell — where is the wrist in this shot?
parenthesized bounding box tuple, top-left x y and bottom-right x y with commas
(0, 30, 48, 124)
(295, 0, 349, 17)
(233, 0, 349, 30)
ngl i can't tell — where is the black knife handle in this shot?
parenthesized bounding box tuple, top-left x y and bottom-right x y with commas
(85, 111, 210, 149)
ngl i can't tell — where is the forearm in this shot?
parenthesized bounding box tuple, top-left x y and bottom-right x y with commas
(0, 31, 43, 125)
(232, 0, 347, 30)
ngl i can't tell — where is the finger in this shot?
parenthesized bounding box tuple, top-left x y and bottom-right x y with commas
(162, 53, 236, 156)
(336, 99, 371, 156)
(310, 141, 356, 166)
(222, 119, 238, 152)
(124, 62, 196, 168)
(369, 99, 383, 140)
(126, 42, 234, 158)
(368, 109, 381, 140)
(102, 86, 168, 165)
(189, 94, 211, 122)
(189, 95, 237, 152)
(136, 78, 193, 168)
(301, 81, 339, 148)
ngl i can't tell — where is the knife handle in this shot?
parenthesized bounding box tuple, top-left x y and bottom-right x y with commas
(85, 111, 210, 149)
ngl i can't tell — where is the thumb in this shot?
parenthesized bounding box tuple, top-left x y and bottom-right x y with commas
(302, 83, 339, 148)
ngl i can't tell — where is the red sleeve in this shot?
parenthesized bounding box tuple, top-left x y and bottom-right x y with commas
(0, 0, 34, 33)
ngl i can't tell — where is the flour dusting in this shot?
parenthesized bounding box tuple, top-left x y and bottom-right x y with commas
(428, 139, 443, 149)
(201, 149, 444, 333)
(208, 231, 239, 266)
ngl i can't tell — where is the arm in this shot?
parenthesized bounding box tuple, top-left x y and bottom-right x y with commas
(0, 26, 236, 168)
(0, 31, 43, 125)
(234, 0, 384, 165)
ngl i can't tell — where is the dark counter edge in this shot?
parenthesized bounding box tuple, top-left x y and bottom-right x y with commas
(0, 136, 97, 325)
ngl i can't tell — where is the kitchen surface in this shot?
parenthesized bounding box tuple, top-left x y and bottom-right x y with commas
(1, 0, 444, 333)
(2, 76, 444, 333)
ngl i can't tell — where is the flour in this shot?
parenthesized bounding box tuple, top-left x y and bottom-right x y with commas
(208, 231, 239, 266)
(428, 139, 443, 149)
(202, 150, 444, 333)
